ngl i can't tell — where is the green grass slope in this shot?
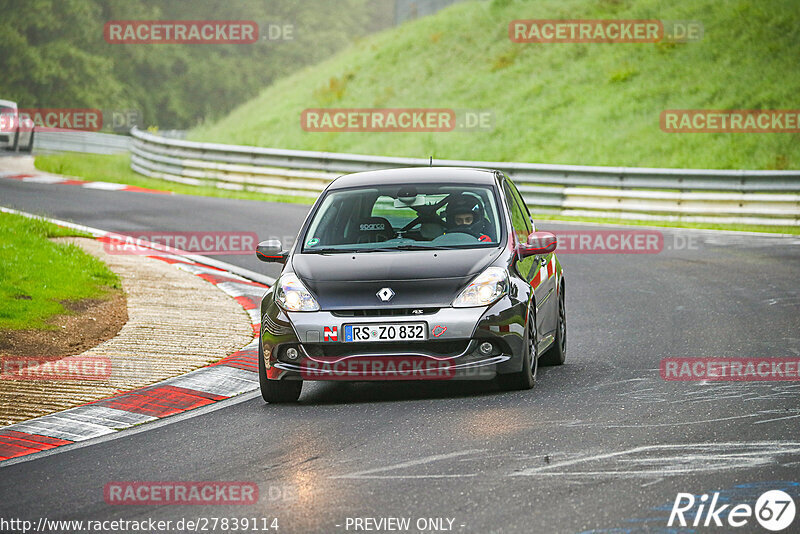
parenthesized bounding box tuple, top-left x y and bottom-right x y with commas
(0, 212, 120, 330)
(190, 0, 799, 170)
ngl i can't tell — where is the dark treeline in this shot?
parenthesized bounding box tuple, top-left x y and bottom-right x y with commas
(0, 0, 393, 129)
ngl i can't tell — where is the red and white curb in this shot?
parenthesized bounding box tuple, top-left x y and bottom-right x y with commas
(0, 208, 272, 463)
(0, 170, 170, 194)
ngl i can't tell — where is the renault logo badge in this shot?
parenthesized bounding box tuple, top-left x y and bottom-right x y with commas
(376, 287, 395, 302)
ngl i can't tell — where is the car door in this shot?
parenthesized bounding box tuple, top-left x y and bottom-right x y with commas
(504, 177, 558, 345)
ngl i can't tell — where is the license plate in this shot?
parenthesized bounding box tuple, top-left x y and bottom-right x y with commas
(343, 323, 427, 342)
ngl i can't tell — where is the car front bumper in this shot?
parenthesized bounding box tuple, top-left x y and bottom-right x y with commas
(260, 297, 529, 381)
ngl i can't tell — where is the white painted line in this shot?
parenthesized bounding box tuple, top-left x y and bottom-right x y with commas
(22, 176, 66, 184)
(81, 181, 127, 190)
(753, 413, 800, 424)
(511, 442, 800, 478)
(567, 412, 764, 428)
(0, 391, 261, 468)
(216, 281, 267, 299)
(512, 447, 648, 476)
(0, 207, 275, 285)
(184, 255, 275, 286)
(0, 206, 268, 461)
(0, 207, 107, 237)
(337, 474, 477, 479)
(50, 405, 157, 429)
(173, 263, 252, 283)
(331, 449, 484, 479)
(10, 416, 116, 442)
(163, 366, 259, 397)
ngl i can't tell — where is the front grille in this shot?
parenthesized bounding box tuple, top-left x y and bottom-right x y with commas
(331, 308, 440, 317)
(303, 339, 470, 358)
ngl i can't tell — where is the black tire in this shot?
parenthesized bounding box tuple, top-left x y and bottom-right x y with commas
(498, 311, 537, 391)
(539, 286, 566, 366)
(258, 340, 302, 403)
(9, 129, 19, 152)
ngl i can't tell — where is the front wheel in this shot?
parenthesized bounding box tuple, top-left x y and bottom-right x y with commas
(258, 340, 302, 403)
(498, 312, 537, 391)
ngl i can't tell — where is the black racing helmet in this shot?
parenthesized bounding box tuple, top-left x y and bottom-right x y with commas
(445, 193, 486, 235)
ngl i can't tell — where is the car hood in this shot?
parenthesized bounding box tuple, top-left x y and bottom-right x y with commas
(291, 248, 502, 309)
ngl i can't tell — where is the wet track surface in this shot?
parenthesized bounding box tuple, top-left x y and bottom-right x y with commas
(1, 177, 799, 533)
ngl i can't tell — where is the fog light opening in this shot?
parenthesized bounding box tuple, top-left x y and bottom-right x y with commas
(286, 347, 299, 360)
(479, 341, 493, 356)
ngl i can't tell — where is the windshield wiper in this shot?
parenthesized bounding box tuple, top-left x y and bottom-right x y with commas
(354, 244, 461, 252)
(304, 244, 464, 254)
(302, 248, 349, 254)
(393, 244, 461, 250)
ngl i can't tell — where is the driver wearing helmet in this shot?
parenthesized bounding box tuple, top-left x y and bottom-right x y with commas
(445, 194, 494, 242)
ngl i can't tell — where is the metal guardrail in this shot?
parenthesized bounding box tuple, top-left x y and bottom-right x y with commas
(129, 127, 800, 225)
(34, 130, 131, 155)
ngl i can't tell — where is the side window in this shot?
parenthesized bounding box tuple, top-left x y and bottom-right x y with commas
(508, 179, 533, 232)
(503, 181, 530, 244)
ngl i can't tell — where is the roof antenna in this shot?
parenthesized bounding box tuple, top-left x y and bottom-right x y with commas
(429, 156, 433, 167)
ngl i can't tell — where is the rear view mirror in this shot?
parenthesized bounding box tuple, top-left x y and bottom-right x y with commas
(517, 231, 557, 258)
(256, 239, 287, 263)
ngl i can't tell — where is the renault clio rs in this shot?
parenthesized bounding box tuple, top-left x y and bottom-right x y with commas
(255, 167, 566, 402)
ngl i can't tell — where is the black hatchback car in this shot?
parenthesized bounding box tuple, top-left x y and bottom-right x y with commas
(256, 167, 565, 402)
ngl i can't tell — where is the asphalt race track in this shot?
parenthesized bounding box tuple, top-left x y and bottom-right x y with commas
(1, 177, 799, 533)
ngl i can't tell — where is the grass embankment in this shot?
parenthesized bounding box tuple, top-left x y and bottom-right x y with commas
(0, 212, 120, 330)
(189, 0, 800, 170)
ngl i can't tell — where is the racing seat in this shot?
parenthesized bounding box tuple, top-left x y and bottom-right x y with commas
(355, 217, 394, 243)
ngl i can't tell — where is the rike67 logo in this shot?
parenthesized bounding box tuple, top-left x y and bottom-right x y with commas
(669, 489, 796, 531)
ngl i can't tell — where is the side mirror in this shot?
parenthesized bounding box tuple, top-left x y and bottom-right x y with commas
(256, 239, 287, 264)
(517, 231, 557, 258)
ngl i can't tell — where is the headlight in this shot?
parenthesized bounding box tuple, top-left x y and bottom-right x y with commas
(275, 273, 320, 312)
(452, 267, 508, 308)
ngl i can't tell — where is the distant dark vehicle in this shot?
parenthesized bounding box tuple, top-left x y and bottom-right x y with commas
(255, 167, 566, 402)
(0, 99, 35, 152)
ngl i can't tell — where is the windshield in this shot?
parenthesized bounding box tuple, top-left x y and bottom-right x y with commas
(302, 183, 503, 253)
